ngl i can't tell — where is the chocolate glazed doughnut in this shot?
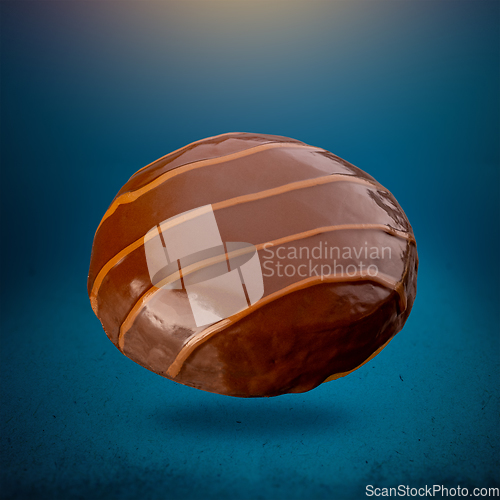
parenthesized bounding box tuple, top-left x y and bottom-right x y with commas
(88, 132, 418, 397)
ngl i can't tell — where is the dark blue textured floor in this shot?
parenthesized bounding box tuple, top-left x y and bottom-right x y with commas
(1, 2, 498, 499)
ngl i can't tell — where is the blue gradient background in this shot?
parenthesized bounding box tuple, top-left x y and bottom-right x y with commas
(1, 1, 499, 499)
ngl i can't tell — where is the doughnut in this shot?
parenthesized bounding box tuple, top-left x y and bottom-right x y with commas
(88, 132, 418, 397)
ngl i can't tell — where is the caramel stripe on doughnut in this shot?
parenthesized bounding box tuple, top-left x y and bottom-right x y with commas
(95, 142, 326, 234)
(130, 132, 244, 177)
(166, 271, 402, 379)
(117, 224, 413, 351)
(130, 132, 305, 181)
(90, 174, 389, 309)
(167, 236, 416, 379)
(153, 224, 414, 290)
(121, 134, 311, 197)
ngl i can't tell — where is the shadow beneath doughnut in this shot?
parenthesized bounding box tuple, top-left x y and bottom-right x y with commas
(151, 396, 356, 438)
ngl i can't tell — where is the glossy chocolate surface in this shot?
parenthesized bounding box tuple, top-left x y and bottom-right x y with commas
(88, 132, 418, 397)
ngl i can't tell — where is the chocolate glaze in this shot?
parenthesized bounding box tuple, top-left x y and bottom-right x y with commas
(88, 132, 418, 397)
